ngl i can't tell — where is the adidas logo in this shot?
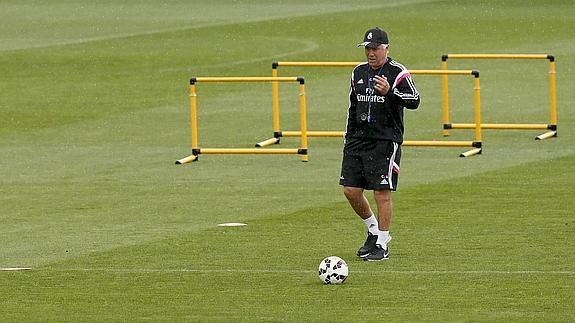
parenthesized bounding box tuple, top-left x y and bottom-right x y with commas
(380, 178, 388, 185)
(357, 79, 364, 84)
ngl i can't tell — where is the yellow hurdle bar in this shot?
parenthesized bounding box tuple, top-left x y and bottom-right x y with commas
(193, 76, 302, 83)
(200, 148, 300, 154)
(441, 54, 557, 140)
(411, 69, 476, 75)
(444, 54, 549, 60)
(276, 61, 361, 67)
(441, 60, 450, 137)
(264, 62, 482, 157)
(190, 83, 198, 150)
(450, 123, 550, 130)
(176, 76, 309, 164)
(271, 69, 281, 136)
(474, 76, 482, 143)
(403, 141, 476, 147)
(298, 81, 309, 162)
(283, 131, 345, 137)
(282, 132, 477, 147)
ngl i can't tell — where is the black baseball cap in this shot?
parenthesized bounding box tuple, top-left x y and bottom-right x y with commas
(357, 27, 389, 48)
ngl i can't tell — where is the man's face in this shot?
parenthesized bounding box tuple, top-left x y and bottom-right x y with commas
(364, 44, 388, 69)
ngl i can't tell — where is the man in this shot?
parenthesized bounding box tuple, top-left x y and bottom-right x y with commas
(340, 27, 420, 261)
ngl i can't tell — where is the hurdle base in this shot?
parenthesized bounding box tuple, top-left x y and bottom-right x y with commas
(460, 148, 482, 158)
(175, 155, 199, 165)
(255, 137, 280, 147)
(535, 130, 557, 140)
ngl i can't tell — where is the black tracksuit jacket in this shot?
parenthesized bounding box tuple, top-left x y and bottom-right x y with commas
(345, 57, 420, 144)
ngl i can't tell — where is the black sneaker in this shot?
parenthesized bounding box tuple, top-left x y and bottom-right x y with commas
(363, 244, 389, 261)
(356, 232, 377, 258)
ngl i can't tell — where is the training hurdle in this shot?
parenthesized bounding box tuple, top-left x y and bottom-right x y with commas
(257, 61, 483, 157)
(441, 54, 557, 140)
(175, 76, 309, 164)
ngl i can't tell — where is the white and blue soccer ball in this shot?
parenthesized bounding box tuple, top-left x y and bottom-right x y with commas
(318, 256, 349, 284)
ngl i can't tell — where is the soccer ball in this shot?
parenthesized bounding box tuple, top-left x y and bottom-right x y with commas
(318, 256, 349, 284)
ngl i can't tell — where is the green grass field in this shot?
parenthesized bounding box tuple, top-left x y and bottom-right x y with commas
(1, 0, 574, 321)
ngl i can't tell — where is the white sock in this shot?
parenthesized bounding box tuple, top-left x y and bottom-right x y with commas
(362, 214, 379, 235)
(376, 230, 391, 248)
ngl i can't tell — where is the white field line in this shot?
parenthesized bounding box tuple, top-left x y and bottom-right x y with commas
(0, 0, 438, 53)
(159, 36, 320, 73)
(43, 268, 575, 275)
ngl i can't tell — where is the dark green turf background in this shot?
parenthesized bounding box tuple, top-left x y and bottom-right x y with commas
(1, 0, 574, 321)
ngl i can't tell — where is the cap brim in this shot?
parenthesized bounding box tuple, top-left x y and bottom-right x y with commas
(357, 41, 385, 48)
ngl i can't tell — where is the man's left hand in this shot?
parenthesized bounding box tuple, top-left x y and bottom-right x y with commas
(373, 75, 390, 95)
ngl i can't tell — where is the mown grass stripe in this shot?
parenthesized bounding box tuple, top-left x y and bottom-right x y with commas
(40, 268, 575, 275)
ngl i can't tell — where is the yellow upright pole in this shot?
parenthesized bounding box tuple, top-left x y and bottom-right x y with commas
(473, 74, 482, 142)
(271, 66, 281, 133)
(441, 58, 450, 136)
(190, 83, 199, 150)
(299, 81, 309, 162)
(549, 60, 558, 126)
